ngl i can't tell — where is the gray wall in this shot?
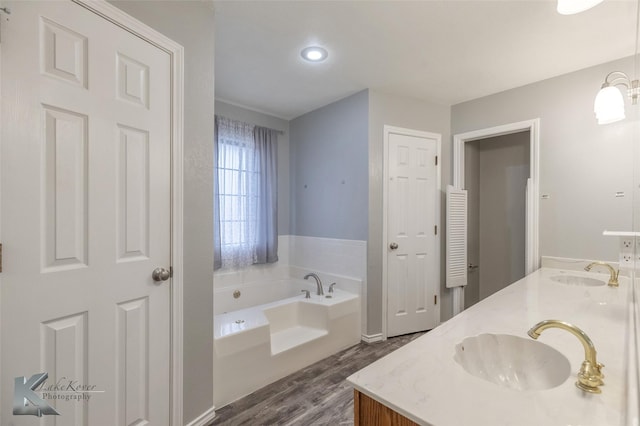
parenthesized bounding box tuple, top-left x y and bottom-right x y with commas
(452, 56, 635, 267)
(465, 133, 529, 307)
(477, 133, 529, 300)
(108, 2, 215, 423)
(368, 90, 451, 334)
(289, 90, 369, 240)
(464, 142, 480, 308)
(214, 101, 290, 235)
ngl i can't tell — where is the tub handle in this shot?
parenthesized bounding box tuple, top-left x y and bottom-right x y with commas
(301, 290, 311, 299)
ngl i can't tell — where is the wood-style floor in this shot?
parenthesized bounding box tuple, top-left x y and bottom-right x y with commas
(210, 332, 426, 426)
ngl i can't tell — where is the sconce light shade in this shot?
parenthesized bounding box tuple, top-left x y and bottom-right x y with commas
(594, 86, 626, 125)
(557, 0, 603, 15)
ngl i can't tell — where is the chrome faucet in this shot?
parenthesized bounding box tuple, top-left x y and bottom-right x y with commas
(584, 261, 619, 287)
(304, 273, 324, 296)
(528, 320, 604, 394)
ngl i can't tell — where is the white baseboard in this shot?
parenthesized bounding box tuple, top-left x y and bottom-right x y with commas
(361, 333, 383, 343)
(185, 406, 216, 426)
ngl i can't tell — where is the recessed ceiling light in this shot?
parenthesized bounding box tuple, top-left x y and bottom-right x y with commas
(301, 46, 328, 62)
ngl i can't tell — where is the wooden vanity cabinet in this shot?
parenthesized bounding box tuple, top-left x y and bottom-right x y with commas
(354, 389, 420, 426)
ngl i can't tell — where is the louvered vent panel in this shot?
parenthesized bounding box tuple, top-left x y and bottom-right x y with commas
(446, 185, 468, 288)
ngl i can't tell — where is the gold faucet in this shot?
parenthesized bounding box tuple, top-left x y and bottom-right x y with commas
(528, 320, 604, 394)
(584, 261, 619, 287)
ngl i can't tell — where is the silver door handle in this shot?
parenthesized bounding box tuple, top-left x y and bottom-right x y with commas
(152, 267, 171, 282)
(468, 263, 479, 271)
(389, 242, 398, 250)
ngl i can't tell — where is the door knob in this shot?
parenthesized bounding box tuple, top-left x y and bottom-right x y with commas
(389, 242, 398, 250)
(152, 267, 171, 282)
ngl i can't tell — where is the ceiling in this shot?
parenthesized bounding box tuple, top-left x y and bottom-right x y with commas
(214, 0, 637, 120)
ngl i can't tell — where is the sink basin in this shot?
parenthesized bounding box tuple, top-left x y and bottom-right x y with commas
(550, 275, 605, 287)
(453, 334, 571, 391)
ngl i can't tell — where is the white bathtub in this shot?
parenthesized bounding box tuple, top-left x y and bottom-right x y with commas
(214, 278, 313, 314)
(213, 282, 361, 408)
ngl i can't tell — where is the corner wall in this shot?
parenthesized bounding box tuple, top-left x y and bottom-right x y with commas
(289, 90, 369, 241)
(107, 2, 215, 423)
(368, 90, 451, 334)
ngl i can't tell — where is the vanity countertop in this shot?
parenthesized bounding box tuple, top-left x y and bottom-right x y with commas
(347, 268, 635, 426)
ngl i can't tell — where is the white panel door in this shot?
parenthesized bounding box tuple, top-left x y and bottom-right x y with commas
(1, 2, 172, 425)
(387, 132, 439, 337)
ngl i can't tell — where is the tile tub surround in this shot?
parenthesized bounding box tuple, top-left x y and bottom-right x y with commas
(348, 268, 636, 426)
(214, 288, 361, 408)
(213, 234, 369, 335)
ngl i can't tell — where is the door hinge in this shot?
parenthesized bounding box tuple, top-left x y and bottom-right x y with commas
(169, 266, 174, 278)
(434, 295, 437, 305)
(434, 225, 438, 235)
(0, 243, 3, 273)
(435, 156, 438, 166)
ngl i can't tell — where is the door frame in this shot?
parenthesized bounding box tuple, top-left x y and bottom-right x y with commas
(0, 1, 185, 424)
(451, 118, 540, 315)
(382, 125, 442, 341)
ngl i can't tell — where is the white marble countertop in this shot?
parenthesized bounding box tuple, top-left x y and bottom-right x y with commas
(347, 268, 636, 426)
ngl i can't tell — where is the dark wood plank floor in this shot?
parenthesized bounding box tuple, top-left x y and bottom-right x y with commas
(210, 332, 426, 426)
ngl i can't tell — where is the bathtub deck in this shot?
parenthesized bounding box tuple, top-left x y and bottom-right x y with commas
(270, 326, 328, 355)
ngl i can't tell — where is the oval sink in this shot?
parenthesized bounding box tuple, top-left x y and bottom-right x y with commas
(550, 275, 605, 287)
(453, 334, 571, 391)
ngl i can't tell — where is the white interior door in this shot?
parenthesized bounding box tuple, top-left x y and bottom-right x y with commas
(1, 2, 172, 424)
(386, 130, 439, 338)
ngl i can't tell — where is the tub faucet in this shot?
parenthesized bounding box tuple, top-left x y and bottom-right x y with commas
(528, 320, 604, 394)
(304, 273, 324, 296)
(584, 261, 619, 287)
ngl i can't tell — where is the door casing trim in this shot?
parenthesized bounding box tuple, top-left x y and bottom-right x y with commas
(451, 118, 540, 316)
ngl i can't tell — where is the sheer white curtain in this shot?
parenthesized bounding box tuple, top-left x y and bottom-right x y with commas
(214, 116, 279, 270)
(215, 116, 259, 269)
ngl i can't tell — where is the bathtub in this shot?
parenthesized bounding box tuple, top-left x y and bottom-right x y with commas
(213, 280, 361, 408)
(214, 278, 315, 314)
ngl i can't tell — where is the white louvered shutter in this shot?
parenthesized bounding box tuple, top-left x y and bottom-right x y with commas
(446, 185, 468, 288)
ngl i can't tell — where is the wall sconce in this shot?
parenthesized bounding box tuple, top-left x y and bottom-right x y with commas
(558, 0, 639, 125)
(592, 0, 640, 125)
(594, 72, 640, 124)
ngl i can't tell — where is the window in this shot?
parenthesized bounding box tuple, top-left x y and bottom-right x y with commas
(214, 116, 278, 270)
